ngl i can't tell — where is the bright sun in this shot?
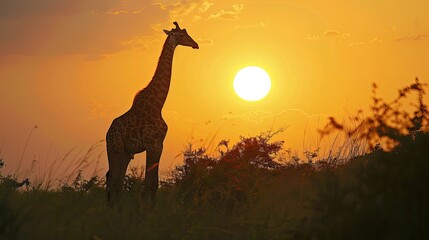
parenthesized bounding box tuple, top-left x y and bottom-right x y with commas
(233, 66, 271, 101)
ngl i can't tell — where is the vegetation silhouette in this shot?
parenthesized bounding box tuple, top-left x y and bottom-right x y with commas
(105, 21, 199, 208)
(0, 78, 428, 239)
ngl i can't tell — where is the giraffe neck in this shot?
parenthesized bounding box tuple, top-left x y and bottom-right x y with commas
(145, 36, 177, 109)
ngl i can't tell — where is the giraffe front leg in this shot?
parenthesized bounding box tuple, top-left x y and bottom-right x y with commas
(107, 151, 131, 208)
(143, 143, 163, 209)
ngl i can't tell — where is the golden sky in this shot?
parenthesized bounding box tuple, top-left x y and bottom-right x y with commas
(1, 0, 428, 180)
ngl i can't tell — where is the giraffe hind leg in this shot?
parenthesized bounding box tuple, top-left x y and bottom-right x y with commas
(142, 144, 163, 209)
(106, 151, 131, 208)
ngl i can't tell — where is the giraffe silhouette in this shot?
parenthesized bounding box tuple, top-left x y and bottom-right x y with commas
(106, 22, 199, 208)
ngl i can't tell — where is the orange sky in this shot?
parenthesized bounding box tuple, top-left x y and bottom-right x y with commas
(1, 0, 428, 183)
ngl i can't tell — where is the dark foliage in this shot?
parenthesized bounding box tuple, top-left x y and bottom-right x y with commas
(171, 130, 284, 214)
(302, 77, 429, 239)
(321, 78, 429, 150)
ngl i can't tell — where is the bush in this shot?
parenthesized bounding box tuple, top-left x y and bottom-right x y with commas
(171, 130, 284, 214)
(302, 78, 429, 239)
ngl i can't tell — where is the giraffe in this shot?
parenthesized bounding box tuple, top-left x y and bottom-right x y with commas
(106, 22, 199, 208)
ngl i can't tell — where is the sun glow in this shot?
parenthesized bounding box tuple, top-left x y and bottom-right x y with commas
(233, 66, 271, 101)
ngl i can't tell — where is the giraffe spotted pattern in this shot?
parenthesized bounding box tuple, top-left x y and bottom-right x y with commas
(106, 22, 199, 208)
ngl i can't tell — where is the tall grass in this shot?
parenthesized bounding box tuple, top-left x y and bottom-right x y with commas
(5, 138, 105, 190)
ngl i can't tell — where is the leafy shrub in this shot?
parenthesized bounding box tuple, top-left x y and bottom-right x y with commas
(172, 131, 284, 214)
(60, 171, 103, 193)
(321, 78, 428, 150)
(302, 78, 429, 239)
(0, 158, 31, 191)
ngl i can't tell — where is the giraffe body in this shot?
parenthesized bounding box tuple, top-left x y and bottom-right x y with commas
(106, 22, 198, 208)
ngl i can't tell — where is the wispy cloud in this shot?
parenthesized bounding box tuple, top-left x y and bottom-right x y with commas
(349, 37, 383, 46)
(0, 1, 169, 57)
(105, 10, 129, 15)
(323, 30, 340, 38)
(169, 2, 199, 18)
(307, 30, 350, 41)
(196, 38, 214, 46)
(121, 36, 160, 50)
(199, 1, 214, 13)
(208, 4, 244, 21)
(105, 8, 145, 15)
(153, 1, 203, 20)
(192, 15, 202, 22)
(307, 30, 384, 46)
(395, 34, 429, 42)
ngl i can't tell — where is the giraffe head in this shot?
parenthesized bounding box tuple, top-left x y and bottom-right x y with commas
(163, 22, 199, 49)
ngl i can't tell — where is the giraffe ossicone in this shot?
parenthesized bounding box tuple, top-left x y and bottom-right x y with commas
(105, 22, 199, 208)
